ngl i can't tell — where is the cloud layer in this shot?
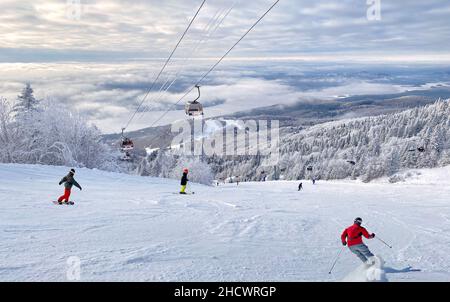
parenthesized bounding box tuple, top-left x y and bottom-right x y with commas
(2, 61, 449, 133)
(1, 1, 450, 133)
(1, 0, 450, 61)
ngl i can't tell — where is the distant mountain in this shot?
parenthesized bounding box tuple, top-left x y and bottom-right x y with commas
(213, 99, 450, 182)
(224, 86, 450, 127)
(137, 99, 450, 183)
(103, 86, 450, 153)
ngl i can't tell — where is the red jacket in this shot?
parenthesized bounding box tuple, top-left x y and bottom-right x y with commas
(341, 224, 373, 247)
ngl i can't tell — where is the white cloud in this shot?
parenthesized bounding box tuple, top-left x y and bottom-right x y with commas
(1, 0, 449, 61)
(3, 60, 447, 133)
(1, 0, 450, 133)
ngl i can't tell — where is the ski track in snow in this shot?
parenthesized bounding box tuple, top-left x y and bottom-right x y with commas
(0, 163, 450, 281)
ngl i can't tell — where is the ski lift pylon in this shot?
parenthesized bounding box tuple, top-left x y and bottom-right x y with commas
(185, 85, 204, 117)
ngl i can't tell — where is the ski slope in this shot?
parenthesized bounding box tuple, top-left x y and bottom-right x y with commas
(0, 164, 449, 282)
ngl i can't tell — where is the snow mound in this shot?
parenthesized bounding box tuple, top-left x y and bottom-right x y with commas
(374, 165, 450, 185)
(341, 256, 388, 282)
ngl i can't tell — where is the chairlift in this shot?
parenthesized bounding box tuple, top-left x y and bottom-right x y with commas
(120, 128, 134, 151)
(185, 85, 204, 117)
(307, 166, 313, 171)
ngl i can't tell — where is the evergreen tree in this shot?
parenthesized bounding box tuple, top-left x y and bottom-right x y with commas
(13, 83, 39, 121)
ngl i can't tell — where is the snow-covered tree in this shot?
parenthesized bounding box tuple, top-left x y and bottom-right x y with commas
(0, 87, 121, 172)
(170, 157, 214, 186)
(13, 83, 39, 122)
(33, 99, 120, 171)
(203, 99, 450, 182)
(136, 148, 214, 185)
(0, 97, 14, 163)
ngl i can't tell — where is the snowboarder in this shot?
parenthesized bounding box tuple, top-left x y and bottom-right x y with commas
(57, 169, 82, 204)
(341, 217, 376, 264)
(298, 182, 303, 191)
(180, 168, 189, 194)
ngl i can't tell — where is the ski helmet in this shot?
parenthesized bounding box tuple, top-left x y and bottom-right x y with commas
(70, 169, 75, 174)
(183, 168, 189, 173)
(354, 217, 362, 225)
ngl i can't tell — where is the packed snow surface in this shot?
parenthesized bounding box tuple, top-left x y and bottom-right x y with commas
(1, 164, 449, 281)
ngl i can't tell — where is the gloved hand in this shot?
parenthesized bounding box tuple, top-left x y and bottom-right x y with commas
(342, 241, 347, 246)
(371, 233, 375, 238)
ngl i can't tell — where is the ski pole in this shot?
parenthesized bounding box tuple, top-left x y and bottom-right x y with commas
(328, 246, 345, 274)
(376, 236, 392, 249)
(187, 183, 195, 194)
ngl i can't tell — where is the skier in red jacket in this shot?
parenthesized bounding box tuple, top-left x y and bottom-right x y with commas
(341, 217, 376, 263)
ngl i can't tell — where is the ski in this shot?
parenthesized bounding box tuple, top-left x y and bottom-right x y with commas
(171, 192, 195, 195)
(52, 201, 75, 205)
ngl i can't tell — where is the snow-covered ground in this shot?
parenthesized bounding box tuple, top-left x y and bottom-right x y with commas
(1, 164, 449, 282)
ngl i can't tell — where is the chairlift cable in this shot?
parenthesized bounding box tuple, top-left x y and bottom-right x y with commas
(147, 0, 281, 129)
(122, 0, 207, 131)
(135, 2, 236, 123)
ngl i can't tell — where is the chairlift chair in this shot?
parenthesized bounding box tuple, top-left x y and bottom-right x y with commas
(120, 128, 134, 151)
(185, 85, 204, 117)
(121, 138, 134, 151)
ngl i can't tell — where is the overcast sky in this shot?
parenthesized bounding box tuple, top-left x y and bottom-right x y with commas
(2, 0, 450, 61)
(1, 0, 450, 133)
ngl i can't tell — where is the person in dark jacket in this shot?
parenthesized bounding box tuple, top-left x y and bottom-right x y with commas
(341, 217, 375, 263)
(180, 168, 189, 194)
(298, 182, 303, 191)
(58, 169, 82, 204)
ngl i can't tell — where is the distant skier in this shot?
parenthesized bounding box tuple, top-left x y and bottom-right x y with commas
(312, 178, 316, 185)
(341, 217, 376, 264)
(298, 182, 303, 191)
(57, 169, 82, 204)
(180, 168, 189, 194)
